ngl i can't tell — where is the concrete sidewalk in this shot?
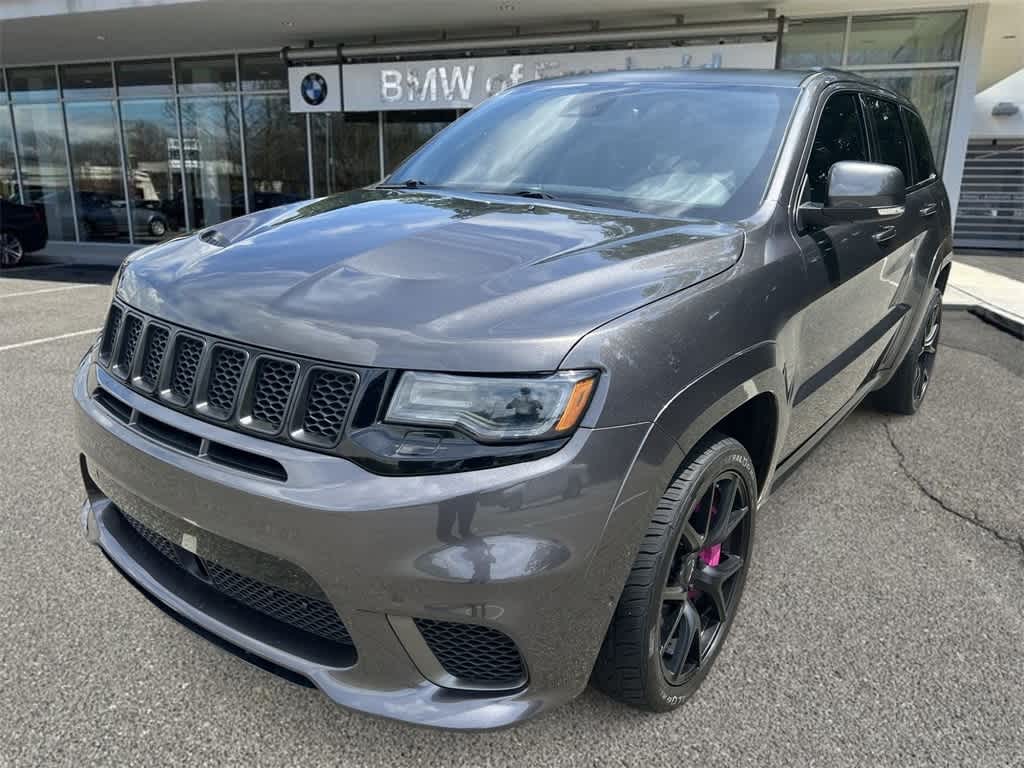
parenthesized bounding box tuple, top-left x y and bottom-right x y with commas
(945, 259, 1024, 337)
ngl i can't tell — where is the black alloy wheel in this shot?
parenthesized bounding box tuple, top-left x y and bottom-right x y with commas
(874, 287, 943, 415)
(913, 300, 941, 405)
(0, 232, 24, 267)
(659, 470, 751, 685)
(593, 433, 756, 711)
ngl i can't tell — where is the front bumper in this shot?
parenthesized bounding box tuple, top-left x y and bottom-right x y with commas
(74, 355, 658, 729)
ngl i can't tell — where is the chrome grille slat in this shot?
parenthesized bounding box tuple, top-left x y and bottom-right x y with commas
(95, 301, 361, 453)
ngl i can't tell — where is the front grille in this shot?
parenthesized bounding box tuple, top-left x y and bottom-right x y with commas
(302, 369, 357, 444)
(170, 335, 204, 402)
(139, 325, 169, 389)
(115, 313, 144, 375)
(205, 346, 246, 417)
(99, 305, 123, 361)
(122, 511, 352, 647)
(250, 359, 297, 430)
(414, 618, 526, 688)
(96, 300, 361, 453)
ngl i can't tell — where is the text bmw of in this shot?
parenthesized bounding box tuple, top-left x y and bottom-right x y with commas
(75, 68, 952, 729)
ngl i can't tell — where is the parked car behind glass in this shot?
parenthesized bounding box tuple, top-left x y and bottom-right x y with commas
(0, 197, 48, 267)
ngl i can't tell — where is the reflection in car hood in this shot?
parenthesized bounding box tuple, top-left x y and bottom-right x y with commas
(117, 189, 744, 372)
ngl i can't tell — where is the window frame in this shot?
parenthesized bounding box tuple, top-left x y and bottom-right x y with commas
(900, 104, 940, 188)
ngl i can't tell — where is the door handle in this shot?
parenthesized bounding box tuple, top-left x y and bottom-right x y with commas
(919, 203, 938, 216)
(872, 225, 897, 244)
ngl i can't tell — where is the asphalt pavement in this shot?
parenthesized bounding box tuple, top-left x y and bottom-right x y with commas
(0, 263, 1022, 767)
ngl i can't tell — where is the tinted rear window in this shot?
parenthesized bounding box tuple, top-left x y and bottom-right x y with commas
(864, 97, 911, 185)
(388, 83, 798, 220)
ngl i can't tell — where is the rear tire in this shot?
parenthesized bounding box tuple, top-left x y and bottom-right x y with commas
(592, 433, 756, 711)
(0, 232, 24, 268)
(874, 287, 942, 415)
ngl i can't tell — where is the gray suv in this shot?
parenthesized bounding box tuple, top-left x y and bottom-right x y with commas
(75, 68, 952, 729)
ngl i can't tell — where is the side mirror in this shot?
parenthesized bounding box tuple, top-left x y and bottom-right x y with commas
(800, 161, 906, 228)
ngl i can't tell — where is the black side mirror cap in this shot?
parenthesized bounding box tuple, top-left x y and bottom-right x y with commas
(800, 161, 907, 229)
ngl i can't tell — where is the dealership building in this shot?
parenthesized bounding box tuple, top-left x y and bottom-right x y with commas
(0, 0, 1020, 261)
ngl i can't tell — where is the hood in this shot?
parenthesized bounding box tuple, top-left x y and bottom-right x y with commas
(117, 190, 743, 372)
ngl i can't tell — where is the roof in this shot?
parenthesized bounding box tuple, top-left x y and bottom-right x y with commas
(510, 67, 880, 91)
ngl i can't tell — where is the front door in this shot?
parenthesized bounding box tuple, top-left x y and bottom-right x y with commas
(783, 90, 911, 456)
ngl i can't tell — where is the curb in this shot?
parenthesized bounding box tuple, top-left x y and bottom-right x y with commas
(968, 306, 1024, 340)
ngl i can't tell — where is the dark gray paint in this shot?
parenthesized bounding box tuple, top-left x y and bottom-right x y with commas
(75, 69, 953, 729)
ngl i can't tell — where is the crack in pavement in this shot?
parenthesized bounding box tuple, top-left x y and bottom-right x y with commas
(884, 420, 1024, 560)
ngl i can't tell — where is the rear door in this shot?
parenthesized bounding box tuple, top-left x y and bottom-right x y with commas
(901, 104, 950, 276)
(783, 90, 910, 456)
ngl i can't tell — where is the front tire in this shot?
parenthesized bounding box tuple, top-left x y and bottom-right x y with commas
(874, 287, 942, 415)
(592, 433, 756, 711)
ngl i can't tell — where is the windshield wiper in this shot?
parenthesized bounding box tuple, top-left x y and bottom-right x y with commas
(377, 179, 430, 189)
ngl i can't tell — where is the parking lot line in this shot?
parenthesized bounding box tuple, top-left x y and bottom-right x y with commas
(0, 284, 106, 300)
(0, 327, 100, 353)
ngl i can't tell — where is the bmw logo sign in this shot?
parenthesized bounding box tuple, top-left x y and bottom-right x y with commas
(300, 73, 328, 106)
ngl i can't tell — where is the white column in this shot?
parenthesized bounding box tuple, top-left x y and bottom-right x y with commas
(943, 2, 988, 221)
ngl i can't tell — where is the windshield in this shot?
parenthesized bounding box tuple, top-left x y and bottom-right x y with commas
(387, 81, 797, 220)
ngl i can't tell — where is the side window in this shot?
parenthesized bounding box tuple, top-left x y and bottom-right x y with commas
(902, 106, 937, 184)
(864, 97, 912, 186)
(803, 92, 869, 205)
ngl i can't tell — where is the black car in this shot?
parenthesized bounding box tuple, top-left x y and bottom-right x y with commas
(76, 69, 952, 728)
(0, 198, 48, 267)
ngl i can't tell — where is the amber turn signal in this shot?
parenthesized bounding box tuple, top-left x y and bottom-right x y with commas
(555, 377, 597, 432)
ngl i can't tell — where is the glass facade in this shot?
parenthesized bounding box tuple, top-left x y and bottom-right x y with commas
(1, 14, 968, 244)
(1, 55, 454, 244)
(243, 94, 308, 210)
(179, 96, 243, 227)
(311, 112, 380, 196)
(781, 11, 967, 169)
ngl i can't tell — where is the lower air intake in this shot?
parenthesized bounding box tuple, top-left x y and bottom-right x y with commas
(414, 618, 526, 688)
(122, 512, 352, 647)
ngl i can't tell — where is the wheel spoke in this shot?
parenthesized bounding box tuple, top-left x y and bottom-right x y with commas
(660, 604, 685, 654)
(668, 600, 702, 677)
(691, 554, 744, 623)
(689, 484, 717, 542)
(680, 520, 703, 552)
(662, 584, 687, 602)
(705, 477, 748, 546)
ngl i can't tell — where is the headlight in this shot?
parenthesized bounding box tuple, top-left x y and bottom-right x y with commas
(385, 371, 598, 443)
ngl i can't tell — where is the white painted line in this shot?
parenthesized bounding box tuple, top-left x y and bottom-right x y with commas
(0, 283, 106, 300)
(0, 327, 100, 353)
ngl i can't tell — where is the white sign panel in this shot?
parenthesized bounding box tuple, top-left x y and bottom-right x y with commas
(289, 64, 342, 113)
(342, 41, 777, 111)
